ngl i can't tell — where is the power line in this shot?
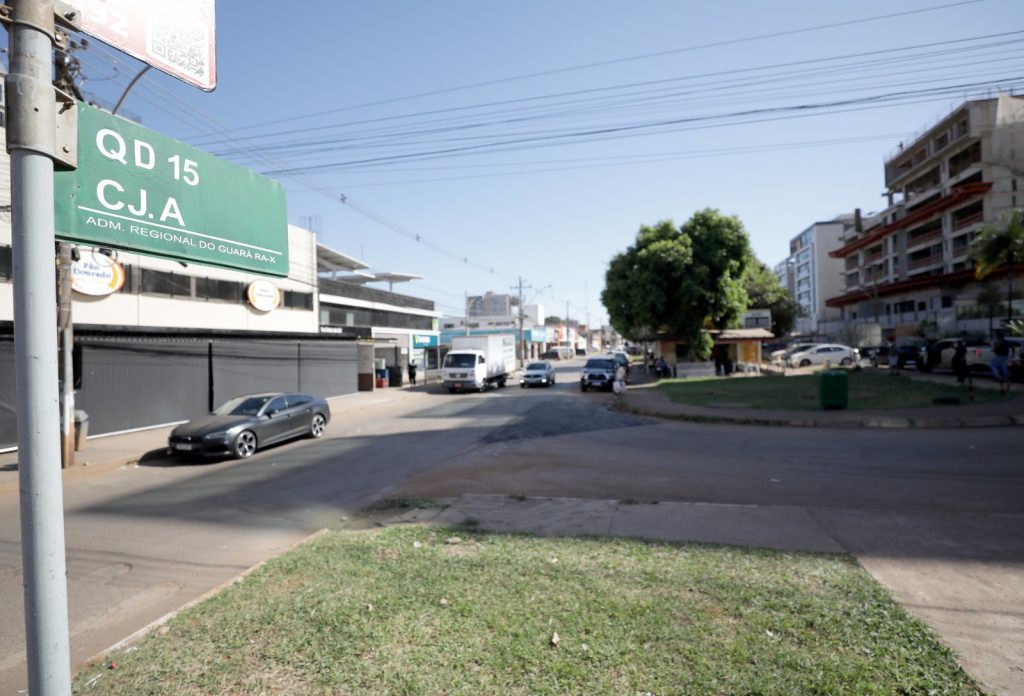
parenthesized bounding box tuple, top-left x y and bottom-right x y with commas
(190, 0, 990, 138)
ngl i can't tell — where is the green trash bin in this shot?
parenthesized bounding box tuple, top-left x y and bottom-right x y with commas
(819, 370, 848, 410)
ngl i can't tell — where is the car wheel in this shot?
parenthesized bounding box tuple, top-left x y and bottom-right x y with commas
(520, 383, 526, 389)
(232, 430, 257, 459)
(800, 359, 811, 367)
(840, 358, 852, 366)
(309, 413, 326, 439)
(580, 383, 587, 392)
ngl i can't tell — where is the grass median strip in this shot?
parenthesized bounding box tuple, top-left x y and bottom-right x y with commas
(658, 370, 1004, 410)
(74, 526, 982, 695)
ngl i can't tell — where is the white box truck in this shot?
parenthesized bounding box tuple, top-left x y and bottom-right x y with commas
(443, 334, 517, 392)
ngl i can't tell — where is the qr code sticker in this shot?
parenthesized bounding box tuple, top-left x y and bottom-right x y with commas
(146, 14, 211, 85)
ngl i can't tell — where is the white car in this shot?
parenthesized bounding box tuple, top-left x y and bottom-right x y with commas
(787, 344, 860, 368)
(770, 342, 818, 365)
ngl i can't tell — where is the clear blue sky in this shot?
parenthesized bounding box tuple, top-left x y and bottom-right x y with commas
(7, 0, 1024, 325)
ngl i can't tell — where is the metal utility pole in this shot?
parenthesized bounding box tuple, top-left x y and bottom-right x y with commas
(6, 0, 73, 693)
(512, 276, 531, 368)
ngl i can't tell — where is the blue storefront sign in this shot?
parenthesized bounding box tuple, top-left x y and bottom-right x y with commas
(412, 334, 439, 348)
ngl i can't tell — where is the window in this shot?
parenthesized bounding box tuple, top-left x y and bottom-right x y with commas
(141, 269, 192, 296)
(265, 396, 288, 415)
(286, 394, 312, 408)
(283, 290, 313, 310)
(195, 277, 241, 302)
(942, 296, 953, 308)
(917, 301, 926, 311)
(0, 245, 11, 279)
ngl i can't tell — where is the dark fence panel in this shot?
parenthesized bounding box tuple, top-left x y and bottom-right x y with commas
(298, 342, 358, 398)
(211, 341, 300, 406)
(0, 339, 16, 449)
(77, 339, 209, 435)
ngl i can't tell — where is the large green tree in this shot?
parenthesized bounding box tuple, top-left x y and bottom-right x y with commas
(971, 209, 1024, 326)
(742, 260, 801, 336)
(601, 209, 752, 359)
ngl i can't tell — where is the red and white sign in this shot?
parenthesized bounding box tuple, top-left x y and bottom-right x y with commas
(66, 0, 216, 91)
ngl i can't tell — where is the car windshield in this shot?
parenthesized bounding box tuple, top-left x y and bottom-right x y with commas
(444, 353, 476, 368)
(526, 362, 547, 370)
(214, 395, 273, 416)
(585, 359, 614, 369)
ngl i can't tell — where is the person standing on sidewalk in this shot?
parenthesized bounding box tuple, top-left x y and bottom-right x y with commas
(990, 334, 1010, 394)
(952, 341, 968, 384)
(407, 360, 418, 387)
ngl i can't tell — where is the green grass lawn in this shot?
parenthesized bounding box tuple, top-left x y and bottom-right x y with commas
(74, 527, 982, 695)
(657, 369, 1007, 410)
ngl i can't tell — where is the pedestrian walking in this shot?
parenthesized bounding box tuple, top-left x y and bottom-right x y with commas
(407, 360, 418, 387)
(991, 334, 1010, 394)
(952, 341, 968, 384)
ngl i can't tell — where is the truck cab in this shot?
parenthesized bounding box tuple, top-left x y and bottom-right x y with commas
(443, 350, 488, 392)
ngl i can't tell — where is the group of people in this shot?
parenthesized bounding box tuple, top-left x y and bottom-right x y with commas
(645, 353, 671, 378)
(887, 333, 1014, 393)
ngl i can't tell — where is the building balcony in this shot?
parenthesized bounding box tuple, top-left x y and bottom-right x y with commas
(864, 250, 884, 264)
(952, 210, 983, 231)
(906, 227, 944, 250)
(907, 254, 943, 271)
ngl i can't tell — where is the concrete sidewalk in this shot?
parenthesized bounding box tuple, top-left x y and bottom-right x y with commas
(379, 493, 1024, 696)
(620, 368, 1024, 428)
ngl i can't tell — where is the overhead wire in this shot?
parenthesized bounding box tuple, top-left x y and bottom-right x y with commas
(190, 0, 991, 139)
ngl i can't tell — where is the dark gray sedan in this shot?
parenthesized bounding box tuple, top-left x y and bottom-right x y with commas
(168, 392, 330, 459)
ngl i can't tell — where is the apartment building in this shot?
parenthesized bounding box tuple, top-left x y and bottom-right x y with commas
(774, 217, 850, 336)
(824, 94, 1024, 336)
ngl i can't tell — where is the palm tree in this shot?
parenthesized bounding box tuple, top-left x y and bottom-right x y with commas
(971, 209, 1024, 327)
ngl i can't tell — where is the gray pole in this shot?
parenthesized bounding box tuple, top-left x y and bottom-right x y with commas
(7, 0, 73, 693)
(517, 277, 525, 368)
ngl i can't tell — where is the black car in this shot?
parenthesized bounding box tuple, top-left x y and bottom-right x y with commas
(580, 358, 616, 392)
(168, 392, 330, 459)
(869, 338, 928, 369)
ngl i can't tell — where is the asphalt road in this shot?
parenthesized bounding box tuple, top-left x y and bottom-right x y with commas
(1, 358, 1021, 693)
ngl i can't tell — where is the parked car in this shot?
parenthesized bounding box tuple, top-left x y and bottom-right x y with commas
(608, 351, 631, 381)
(168, 392, 330, 459)
(540, 349, 560, 360)
(787, 344, 860, 367)
(770, 342, 818, 364)
(919, 338, 993, 373)
(520, 361, 556, 388)
(868, 337, 929, 369)
(580, 357, 616, 391)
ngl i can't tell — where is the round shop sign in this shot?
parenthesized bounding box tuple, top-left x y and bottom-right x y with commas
(247, 280, 281, 312)
(71, 256, 126, 296)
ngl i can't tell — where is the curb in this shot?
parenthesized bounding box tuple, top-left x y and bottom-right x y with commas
(76, 528, 332, 675)
(619, 398, 1024, 430)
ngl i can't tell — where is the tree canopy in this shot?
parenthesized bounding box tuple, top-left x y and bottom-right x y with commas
(601, 209, 754, 359)
(742, 260, 801, 336)
(971, 208, 1024, 324)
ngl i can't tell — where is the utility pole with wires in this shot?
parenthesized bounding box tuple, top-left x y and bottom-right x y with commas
(512, 276, 531, 368)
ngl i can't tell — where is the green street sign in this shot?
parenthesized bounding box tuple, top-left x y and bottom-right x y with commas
(54, 102, 288, 276)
